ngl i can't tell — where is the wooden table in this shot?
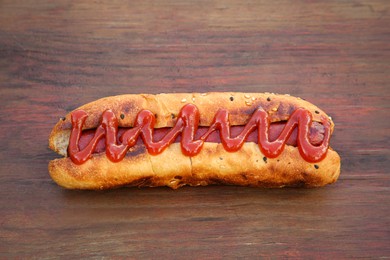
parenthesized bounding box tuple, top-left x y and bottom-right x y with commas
(1, 0, 389, 258)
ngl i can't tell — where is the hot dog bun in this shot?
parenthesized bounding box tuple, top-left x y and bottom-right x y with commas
(48, 92, 340, 189)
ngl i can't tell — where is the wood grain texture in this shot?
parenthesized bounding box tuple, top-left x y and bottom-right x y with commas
(0, 0, 389, 258)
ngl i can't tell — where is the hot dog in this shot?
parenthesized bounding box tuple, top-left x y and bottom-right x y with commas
(48, 92, 341, 189)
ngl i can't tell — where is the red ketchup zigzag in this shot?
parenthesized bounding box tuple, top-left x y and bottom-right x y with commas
(68, 104, 330, 164)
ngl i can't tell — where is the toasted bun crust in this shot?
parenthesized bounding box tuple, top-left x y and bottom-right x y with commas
(49, 92, 334, 156)
(49, 143, 340, 190)
(48, 92, 340, 190)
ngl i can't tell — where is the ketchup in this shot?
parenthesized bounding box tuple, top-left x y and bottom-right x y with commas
(68, 104, 330, 164)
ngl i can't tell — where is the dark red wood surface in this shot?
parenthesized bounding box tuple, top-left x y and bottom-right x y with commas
(1, 0, 389, 258)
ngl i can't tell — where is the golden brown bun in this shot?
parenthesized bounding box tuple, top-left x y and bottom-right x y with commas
(49, 92, 334, 156)
(49, 143, 340, 190)
(48, 92, 340, 190)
